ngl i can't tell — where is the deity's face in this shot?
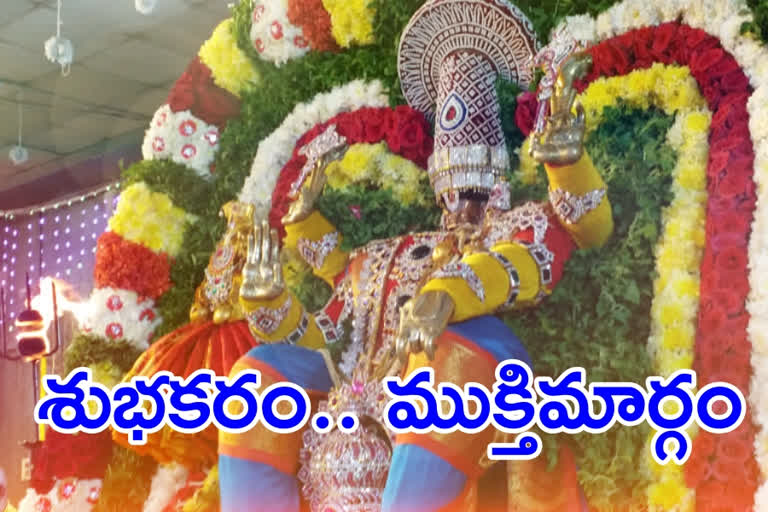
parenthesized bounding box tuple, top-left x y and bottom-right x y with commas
(0, 467, 7, 512)
(440, 192, 488, 231)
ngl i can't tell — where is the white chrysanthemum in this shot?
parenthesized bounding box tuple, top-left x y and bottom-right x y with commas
(142, 105, 219, 179)
(732, 39, 767, 86)
(656, 0, 686, 20)
(553, 14, 597, 43)
(82, 288, 162, 350)
(143, 465, 190, 512)
(239, 80, 389, 218)
(621, 0, 661, 28)
(249, 0, 309, 66)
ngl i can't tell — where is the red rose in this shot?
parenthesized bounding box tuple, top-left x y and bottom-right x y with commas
(709, 290, 747, 317)
(714, 246, 748, 273)
(336, 111, 367, 141)
(167, 57, 240, 130)
(386, 105, 432, 167)
(713, 162, 752, 198)
(698, 302, 727, 335)
(514, 91, 538, 136)
(651, 23, 679, 60)
(690, 48, 725, 74)
(195, 83, 241, 130)
(360, 107, 390, 142)
(721, 69, 750, 94)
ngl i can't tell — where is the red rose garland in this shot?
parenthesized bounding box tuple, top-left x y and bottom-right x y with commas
(581, 22, 757, 511)
(94, 231, 173, 301)
(269, 105, 433, 236)
(167, 57, 241, 131)
(29, 430, 113, 495)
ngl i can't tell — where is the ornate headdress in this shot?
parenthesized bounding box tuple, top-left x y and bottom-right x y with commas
(398, 0, 539, 208)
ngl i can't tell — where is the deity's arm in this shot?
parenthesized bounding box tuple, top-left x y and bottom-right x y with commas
(418, 206, 576, 322)
(544, 152, 613, 250)
(240, 290, 326, 349)
(282, 210, 349, 286)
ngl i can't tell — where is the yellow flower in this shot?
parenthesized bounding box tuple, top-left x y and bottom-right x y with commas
(323, 0, 375, 48)
(199, 19, 259, 97)
(325, 142, 430, 206)
(661, 325, 694, 350)
(685, 111, 710, 133)
(648, 476, 689, 509)
(109, 182, 191, 257)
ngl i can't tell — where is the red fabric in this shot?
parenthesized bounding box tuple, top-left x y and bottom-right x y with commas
(509, 210, 577, 290)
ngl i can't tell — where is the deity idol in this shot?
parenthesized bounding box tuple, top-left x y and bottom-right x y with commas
(219, 0, 613, 510)
(112, 201, 261, 469)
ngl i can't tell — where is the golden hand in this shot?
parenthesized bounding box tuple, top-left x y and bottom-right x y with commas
(282, 148, 347, 225)
(240, 220, 285, 301)
(530, 53, 593, 166)
(395, 291, 455, 362)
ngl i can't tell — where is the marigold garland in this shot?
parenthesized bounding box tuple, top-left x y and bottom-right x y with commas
(268, 105, 433, 237)
(571, 20, 758, 512)
(325, 142, 431, 207)
(108, 182, 192, 258)
(198, 19, 259, 98)
(321, 0, 375, 48)
(94, 231, 172, 301)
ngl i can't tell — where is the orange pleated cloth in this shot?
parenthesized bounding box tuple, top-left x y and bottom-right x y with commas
(112, 320, 259, 469)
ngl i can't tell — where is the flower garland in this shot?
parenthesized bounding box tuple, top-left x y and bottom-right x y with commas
(28, 431, 113, 496)
(238, 79, 389, 218)
(18, 479, 102, 512)
(108, 183, 192, 258)
(555, 15, 758, 511)
(142, 465, 190, 512)
(82, 288, 162, 350)
(198, 19, 259, 98)
(325, 142, 432, 207)
(268, 105, 434, 238)
(142, 105, 221, 179)
(94, 231, 172, 301)
(249, 0, 310, 65)
(322, 0, 375, 48)
(167, 57, 241, 131)
(520, 63, 710, 511)
(286, 0, 337, 52)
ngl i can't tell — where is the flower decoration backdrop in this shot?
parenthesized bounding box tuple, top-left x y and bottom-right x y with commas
(13, 0, 768, 511)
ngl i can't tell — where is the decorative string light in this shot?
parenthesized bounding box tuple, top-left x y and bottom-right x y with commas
(0, 182, 119, 220)
(44, 0, 74, 76)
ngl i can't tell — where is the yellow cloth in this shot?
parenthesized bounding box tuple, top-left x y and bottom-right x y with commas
(544, 153, 613, 249)
(422, 153, 612, 322)
(283, 211, 349, 286)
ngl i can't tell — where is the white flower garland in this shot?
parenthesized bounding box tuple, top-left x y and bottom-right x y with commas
(250, 0, 309, 65)
(142, 104, 221, 179)
(142, 464, 190, 512)
(82, 287, 162, 351)
(556, 0, 768, 509)
(18, 479, 101, 512)
(238, 79, 389, 219)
